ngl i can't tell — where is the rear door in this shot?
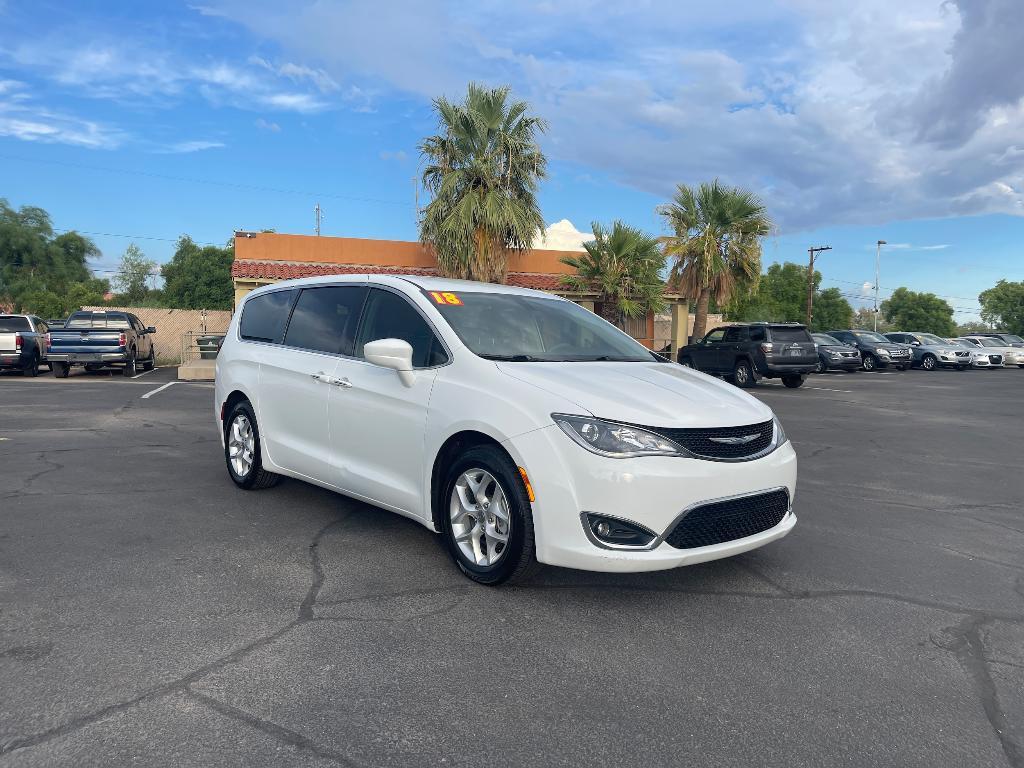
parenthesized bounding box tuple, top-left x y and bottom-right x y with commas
(721, 325, 747, 369)
(330, 287, 447, 518)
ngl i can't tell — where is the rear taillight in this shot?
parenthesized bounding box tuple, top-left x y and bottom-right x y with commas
(760, 342, 773, 353)
(14, 333, 21, 351)
(45, 332, 51, 351)
(119, 332, 127, 347)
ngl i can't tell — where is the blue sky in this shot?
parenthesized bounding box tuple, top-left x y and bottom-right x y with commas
(2, 0, 1023, 319)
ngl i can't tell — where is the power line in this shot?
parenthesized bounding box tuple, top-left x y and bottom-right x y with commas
(822, 276, 981, 304)
(0, 152, 407, 207)
(54, 228, 221, 246)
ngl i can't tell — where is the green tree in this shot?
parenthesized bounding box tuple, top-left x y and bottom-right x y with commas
(559, 221, 666, 327)
(880, 287, 955, 336)
(810, 287, 853, 331)
(112, 243, 156, 305)
(978, 280, 1024, 335)
(161, 236, 234, 310)
(956, 319, 993, 335)
(659, 180, 771, 340)
(852, 306, 890, 331)
(419, 83, 547, 283)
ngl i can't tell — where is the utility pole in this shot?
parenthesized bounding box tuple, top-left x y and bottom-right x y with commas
(314, 203, 322, 236)
(874, 240, 886, 331)
(806, 245, 832, 327)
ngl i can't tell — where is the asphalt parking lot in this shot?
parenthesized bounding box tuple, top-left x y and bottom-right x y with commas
(1, 366, 1022, 767)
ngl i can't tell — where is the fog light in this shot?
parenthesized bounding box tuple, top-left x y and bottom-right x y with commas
(584, 513, 657, 548)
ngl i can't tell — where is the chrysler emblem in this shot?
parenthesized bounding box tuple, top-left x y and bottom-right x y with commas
(709, 434, 760, 445)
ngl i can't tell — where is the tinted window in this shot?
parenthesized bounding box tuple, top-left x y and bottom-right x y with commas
(356, 289, 447, 368)
(749, 326, 766, 342)
(0, 316, 30, 332)
(284, 286, 367, 356)
(813, 334, 840, 345)
(769, 326, 812, 342)
(703, 329, 726, 344)
(239, 290, 296, 344)
(723, 327, 746, 342)
(66, 312, 132, 329)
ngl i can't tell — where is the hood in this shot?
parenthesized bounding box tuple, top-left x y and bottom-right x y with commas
(869, 342, 908, 351)
(496, 361, 773, 428)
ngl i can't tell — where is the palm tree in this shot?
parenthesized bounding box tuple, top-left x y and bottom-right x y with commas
(659, 180, 771, 340)
(419, 84, 547, 283)
(559, 221, 667, 328)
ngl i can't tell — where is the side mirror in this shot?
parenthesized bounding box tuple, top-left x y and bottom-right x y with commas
(911, 341, 920, 346)
(146, 326, 157, 334)
(364, 338, 415, 387)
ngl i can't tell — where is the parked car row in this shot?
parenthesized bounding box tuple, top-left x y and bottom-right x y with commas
(676, 322, 1023, 388)
(0, 311, 157, 377)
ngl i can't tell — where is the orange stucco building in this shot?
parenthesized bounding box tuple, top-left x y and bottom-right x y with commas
(231, 231, 694, 350)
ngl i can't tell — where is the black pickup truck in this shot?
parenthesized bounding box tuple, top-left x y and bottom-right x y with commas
(48, 311, 157, 378)
(678, 322, 817, 388)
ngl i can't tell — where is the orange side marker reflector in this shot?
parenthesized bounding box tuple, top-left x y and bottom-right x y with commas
(518, 467, 535, 502)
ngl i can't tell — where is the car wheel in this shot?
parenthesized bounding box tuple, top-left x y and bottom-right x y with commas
(53, 362, 70, 378)
(815, 356, 827, 374)
(142, 347, 156, 371)
(782, 375, 804, 388)
(862, 354, 878, 371)
(441, 444, 540, 586)
(732, 359, 755, 388)
(22, 354, 39, 377)
(678, 356, 694, 369)
(122, 355, 137, 377)
(224, 401, 280, 490)
(921, 354, 937, 371)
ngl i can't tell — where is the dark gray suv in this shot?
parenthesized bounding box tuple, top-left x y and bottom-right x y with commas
(827, 329, 913, 371)
(678, 322, 817, 388)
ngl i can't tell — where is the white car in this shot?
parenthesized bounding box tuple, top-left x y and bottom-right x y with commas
(215, 276, 797, 584)
(946, 339, 1000, 368)
(957, 336, 1022, 367)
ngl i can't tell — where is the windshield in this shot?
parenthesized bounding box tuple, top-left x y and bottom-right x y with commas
(426, 291, 656, 362)
(812, 334, 842, 346)
(1000, 335, 1023, 344)
(974, 337, 1002, 348)
(852, 331, 889, 343)
(918, 333, 946, 345)
(948, 340, 972, 348)
(0, 316, 31, 332)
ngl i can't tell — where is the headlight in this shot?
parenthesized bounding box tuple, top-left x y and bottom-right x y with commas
(773, 415, 788, 447)
(827, 350, 841, 358)
(554, 415, 683, 458)
(877, 349, 891, 356)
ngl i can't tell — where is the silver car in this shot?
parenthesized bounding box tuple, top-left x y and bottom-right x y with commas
(958, 336, 1024, 368)
(946, 339, 999, 368)
(885, 331, 972, 371)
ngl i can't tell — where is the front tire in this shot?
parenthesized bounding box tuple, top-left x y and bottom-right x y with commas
(678, 356, 694, 369)
(815, 356, 828, 374)
(142, 347, 156, 371)
(224, 401, 281, 490)
(862, 353, 878, 372)
(921, 354, 937, 371)
(732, 359, 755, 388)
(440, 445, 539, 586)
(782, 375, 804, 388)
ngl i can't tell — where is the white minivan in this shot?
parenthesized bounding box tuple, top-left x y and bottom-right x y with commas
(215, 276, 797, 584)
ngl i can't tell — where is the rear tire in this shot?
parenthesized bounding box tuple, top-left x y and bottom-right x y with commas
(122, 355, 137, 377)
(782, 375, 804, 388)
(440, 444, 540, 586)
(22, 354, 39, 377)
(224, 401, 281, 490)
(53, 362, 70, 378)
(732, 359, 755, 388)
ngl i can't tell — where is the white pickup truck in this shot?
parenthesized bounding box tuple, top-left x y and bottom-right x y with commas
(0, 314, 51, 377)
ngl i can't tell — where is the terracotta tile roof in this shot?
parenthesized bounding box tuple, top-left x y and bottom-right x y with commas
(232, 260, 577, 293)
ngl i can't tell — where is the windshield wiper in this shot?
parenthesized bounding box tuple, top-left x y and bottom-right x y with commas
(478, 353, 550, 362)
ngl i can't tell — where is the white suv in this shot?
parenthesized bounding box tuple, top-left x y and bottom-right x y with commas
(215, 276, 797, 584)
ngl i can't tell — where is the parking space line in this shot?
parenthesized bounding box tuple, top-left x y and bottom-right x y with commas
(141, 381, 177, 399)
(130, 367, 161, 379)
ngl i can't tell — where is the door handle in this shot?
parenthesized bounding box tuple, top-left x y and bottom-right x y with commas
(311, 372, 328, 382)
(332, 377, 352, 388)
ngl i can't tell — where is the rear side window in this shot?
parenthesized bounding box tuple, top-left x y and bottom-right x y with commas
(723, 327, 747, 342)
(356, 289, 447, 368)
(769, 326, 812, 342)
(239, 289, 296, 344)
(283, 286, 368, 356)
(0, 316, 31, 332)
(749, 326, 766, 342)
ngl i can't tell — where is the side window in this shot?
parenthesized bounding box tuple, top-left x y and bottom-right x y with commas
(722, 327, 746, 343)
(37, 320, 48, 334)
(749, 326, 766, 342)
(283, 286, 368, 356)
(239, 289, 296, 344)
(355, 289, 448, 368)
(703, 329, 726, 344)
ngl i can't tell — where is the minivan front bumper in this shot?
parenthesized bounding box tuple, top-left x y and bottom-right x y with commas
(503, 424, 798, 573)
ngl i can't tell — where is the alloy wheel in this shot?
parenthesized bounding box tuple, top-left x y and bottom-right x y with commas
(922, 355, 936, 370)
(227, 414, 255, 477)
(450, 468, 511, 567)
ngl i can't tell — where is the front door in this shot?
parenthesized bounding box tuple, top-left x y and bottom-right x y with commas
(692, 328, 726, 370)
(330, 287, 447, 519)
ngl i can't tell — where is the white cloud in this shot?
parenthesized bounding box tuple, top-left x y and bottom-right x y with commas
(157, 140, 226, 153)
(255, 117, 281, 132)
(535, 219, 591, 251)
(0, 80, 124, 148)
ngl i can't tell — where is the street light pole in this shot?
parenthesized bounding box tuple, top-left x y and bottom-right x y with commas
(874, 240, 886, 331)
(806, 245, 832, 328)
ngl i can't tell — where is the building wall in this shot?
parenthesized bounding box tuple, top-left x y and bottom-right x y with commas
(84, 306, 233, 364)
